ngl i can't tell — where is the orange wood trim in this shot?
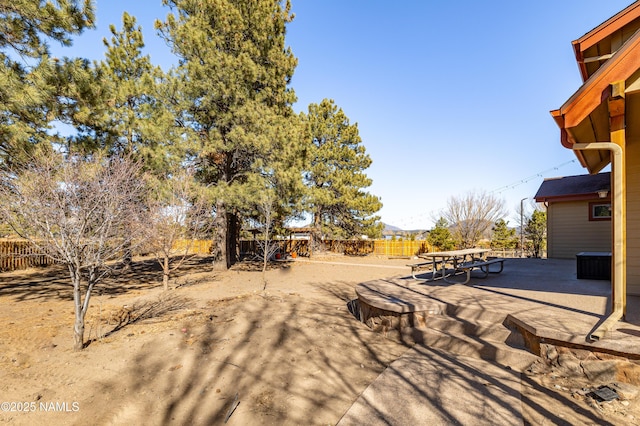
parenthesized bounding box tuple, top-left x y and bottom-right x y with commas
(548, 112, 589, 169)
(558, 31, 640, 129)
(573, 1, 640, 54)
(572, 41, 590, 82)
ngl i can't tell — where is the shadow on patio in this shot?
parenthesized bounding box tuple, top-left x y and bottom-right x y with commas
(341, 257, 640, 425)
(356, 257, 640, 360)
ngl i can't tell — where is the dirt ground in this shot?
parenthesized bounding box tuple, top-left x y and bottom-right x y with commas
(0, 255, 639, 425)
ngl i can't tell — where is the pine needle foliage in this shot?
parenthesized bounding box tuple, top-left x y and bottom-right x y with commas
(0, 0, 94, 165)
(302, 99, 383, 241)
(156, 0, 303, 268)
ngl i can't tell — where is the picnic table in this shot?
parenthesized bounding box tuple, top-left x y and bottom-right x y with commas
(408, 248, 505, 284)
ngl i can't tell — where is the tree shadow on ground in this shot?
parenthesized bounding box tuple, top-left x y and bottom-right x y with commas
(0, 255, 217, 302)
(338, 343, 615, 426)
(231, 259, 295, 272)
(86, 292, 196, 347)
(93, 279, 408, 424)
(91, 276, 619, 425)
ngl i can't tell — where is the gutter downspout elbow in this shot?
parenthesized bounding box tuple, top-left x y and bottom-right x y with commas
(589, 310, 623, 342)
(572, 142, 624, 342)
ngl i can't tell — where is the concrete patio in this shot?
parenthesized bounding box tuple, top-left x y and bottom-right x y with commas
(356, 257, 640, 358)
(339, 257, 640, 425)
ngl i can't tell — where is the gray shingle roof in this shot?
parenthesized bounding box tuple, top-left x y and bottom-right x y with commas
(534, 172, 610, 201)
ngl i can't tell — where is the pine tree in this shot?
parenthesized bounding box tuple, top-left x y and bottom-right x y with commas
(490, 219, 518, 250)
(427, 217, 455, 251)
(0, 0, 94, 165)
(96, 12, 186, 174)
(156, 0, 301, 269)
(48, 13, 191, 265)
(525, 209, 547, 258)
(302, 99, 382, 242)
(54, 12, 185, 173)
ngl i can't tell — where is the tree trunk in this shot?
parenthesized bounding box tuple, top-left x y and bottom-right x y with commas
(228, 212, 239, 266)
(163, 255, 170, 291)
(73, 312, 85, 351)
(122, 239, 132, 267)
(71, 270, 85, 351)
(213, 200, 228, 271)
(312, 212, 324, 252)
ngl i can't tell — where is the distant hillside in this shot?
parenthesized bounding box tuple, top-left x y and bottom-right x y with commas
(383, 222, 402, 232)
(381, 223, 431, 239)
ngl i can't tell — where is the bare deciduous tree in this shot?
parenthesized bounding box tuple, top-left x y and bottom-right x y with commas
(513, 198, 541, 255)
(0, 152, 148, 350)
(441, 189, 507, 248)
(255, 189, 279, 290)
(145, 169, 212, 291)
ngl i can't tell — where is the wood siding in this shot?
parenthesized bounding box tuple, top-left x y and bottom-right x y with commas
(547, 201, 611, 259)
(626, 134, 640, 295)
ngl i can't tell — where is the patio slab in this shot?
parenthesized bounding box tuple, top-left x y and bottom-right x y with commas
(342, 258, 640, 425)
(355, 257, 640, 358)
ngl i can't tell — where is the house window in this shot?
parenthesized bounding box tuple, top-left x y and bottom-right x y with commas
(589, 202, 611, 221)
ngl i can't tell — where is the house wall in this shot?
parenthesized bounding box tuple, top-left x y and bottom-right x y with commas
(627, 133, 640, 295)
(547, 200, 611, 259)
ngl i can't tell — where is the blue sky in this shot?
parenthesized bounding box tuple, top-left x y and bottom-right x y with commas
(53, 0, 634, 229)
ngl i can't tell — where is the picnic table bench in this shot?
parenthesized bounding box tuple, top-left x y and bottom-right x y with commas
(445, 257, 506, 284)
(407, 260, 446, 280)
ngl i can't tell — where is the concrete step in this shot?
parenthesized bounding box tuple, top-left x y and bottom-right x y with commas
(402, 326, 539, 372)
(444, 302, 510, 324)
(424, 315, 524, 347)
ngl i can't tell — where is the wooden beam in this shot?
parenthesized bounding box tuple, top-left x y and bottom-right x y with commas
(624, 71, 640, 95)
(582, 53, 614, 64)
(611, 80, 626, 99)
(609, 81, 626, 137)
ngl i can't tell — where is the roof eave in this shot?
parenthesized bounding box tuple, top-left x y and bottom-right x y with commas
(572, 1, 640, 62)
(552, 28, 640, 172)
(535, 194, 611, 204)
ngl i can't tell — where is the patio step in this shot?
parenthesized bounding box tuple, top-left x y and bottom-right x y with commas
(402, 324, 538, 372)
(424, 315, 523, 345)
(443, 301, 511, 324)
(355, 278, 539, 371)
(400, 311, 537, 372)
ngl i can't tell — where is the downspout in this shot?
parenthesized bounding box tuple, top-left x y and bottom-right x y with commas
(572, 142, 624, 342)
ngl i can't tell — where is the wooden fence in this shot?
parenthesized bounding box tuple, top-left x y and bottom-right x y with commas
(171, 239, 213, 255)
(237, 239, 433, 258)
(0, 238, 447, 272)
(373, 240, 433, 257)
(0, 239, 53, 272)
(0, 238, 215, 273)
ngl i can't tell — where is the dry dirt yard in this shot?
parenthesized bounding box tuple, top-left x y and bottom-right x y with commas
(0, 255, 639, 425)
